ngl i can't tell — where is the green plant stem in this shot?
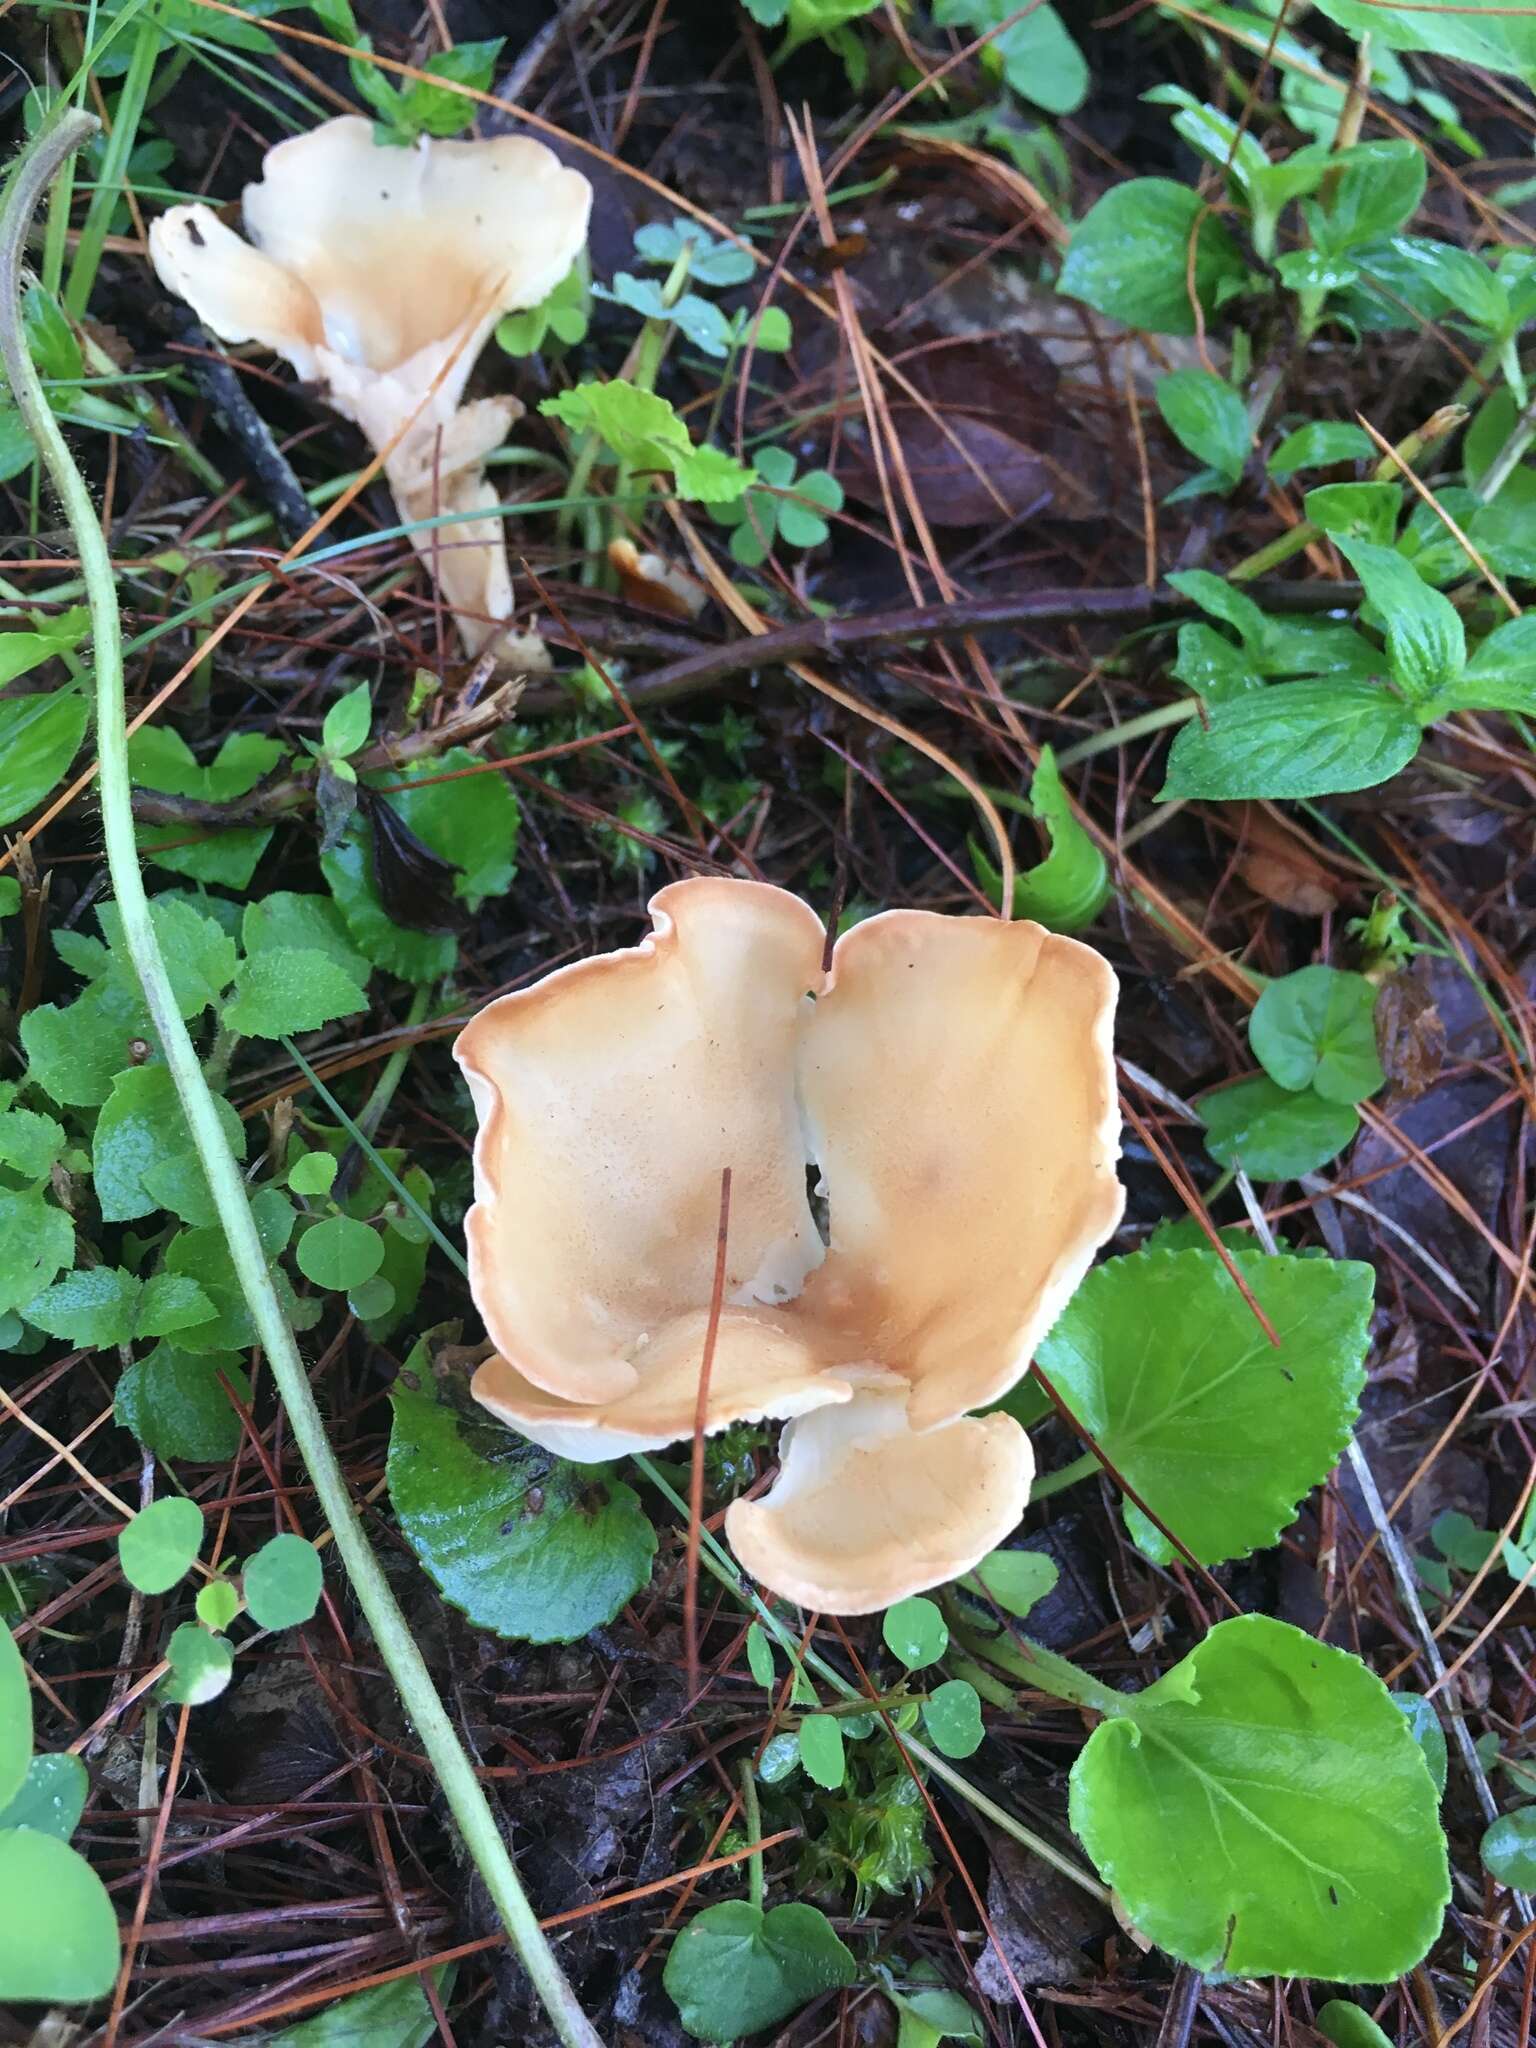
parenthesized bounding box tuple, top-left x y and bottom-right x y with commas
(738, 1760, 765, 1912)
(1, 112, 602, 2048)
(1053, 698, 1198, 769)
(356, 984, 434, 1140)
(1028, 1450, 1101, 1501)
(64, 8, 160, 321)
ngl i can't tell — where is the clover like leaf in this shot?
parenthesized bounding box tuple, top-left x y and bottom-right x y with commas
(386, 1373, 656, 1644)
(664, 1900, 857, 2042)
(0, 1828, 120, 2003)
(1037, 1247, 1373, 1566)
(1202, 1073, 1359, 1179)
(1250, 964, 1385, 1104)
(715, 444, 841, 564)
(119, 1496, 203, 1595)
(1069, 1613, 1450, 1976)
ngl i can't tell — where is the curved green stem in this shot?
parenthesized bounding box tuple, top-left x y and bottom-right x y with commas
(1, 112, 601, 2048)
(738, 1760, 765, 1912)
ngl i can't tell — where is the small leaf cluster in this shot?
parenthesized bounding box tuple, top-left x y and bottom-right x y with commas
(541, 378, 756, 504)
(310, 0, 502, 144)
(712, 444, 842, 565)
(597, 219, 792, 361)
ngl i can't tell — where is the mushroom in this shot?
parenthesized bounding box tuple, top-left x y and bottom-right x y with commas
(148, 115, 591, 669)
(457, 878, 1122, 1614)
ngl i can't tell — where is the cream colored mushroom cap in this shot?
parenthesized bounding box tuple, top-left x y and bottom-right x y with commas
(456, 877, 1122, 1613)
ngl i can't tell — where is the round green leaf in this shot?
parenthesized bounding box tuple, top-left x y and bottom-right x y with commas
(243, 1533, 323, 1631)
(1250, 966, 1385, 1104)
(882, 1596, 949, 1669)
(195, 1579, 241, 1633)
(970, 1549, 1059, 1620)
(758, 1731, 801, 1784)
(1481, 1807, 1536, 1889)
(386, 1376, 656, 1643)
(1069, 1614, 1450, 1976)
(0, 1752, 87, 1840)
(798, 1714, 846, 1789)
(0, 1828, 119, 2002)
(118, 1497, 203, 1595)
(0, 1627, 31, 1811)
(922, 1679, 985, 1758)
(1202, 1073, 1359, 1179)
(663, 1900, 857, 2042)
(1037, 1247, 1373, 1566)
(296, 1216, 384, 1292)
(746, 1622, 775, 1690)
(347, 1275, 396, 1322)
(163, 1622, 235, 1706)
(1316, 2003, 1395, 2048)
(289, 1150, 339, 1197)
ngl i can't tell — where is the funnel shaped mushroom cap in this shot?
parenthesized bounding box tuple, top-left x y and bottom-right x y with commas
(147, 117, 591, 661)
(456, 878, 1122, 1612)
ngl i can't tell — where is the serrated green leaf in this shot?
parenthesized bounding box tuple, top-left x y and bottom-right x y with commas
(1250, 965, 1385, 1104)
(540, 380, 755, 503)
(1202, 1074, 1359, 1178)
(93, 1064, 246, 1224)
(24, 1266, 142, 1347)
(0, 1108, 65, 1180)
(387, 1373, 656, 1643)
(0, 1829, 119, 2002)
(243, 892, 371, 986)
(0, 1192, 73, 1316)
(664, 1900, 856, 2042)
(119, 1496, 203, 1595)
(225, 949, 369, 1038)
(1037, 1248, 1372, 1565)
(115, 1345, 251, 1462)
(1069, 1613, 1449, 1975)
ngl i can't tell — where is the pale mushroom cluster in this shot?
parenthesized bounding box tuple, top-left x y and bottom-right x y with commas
(149, 116, 591, 667)
(458, 878, 1122, 1614)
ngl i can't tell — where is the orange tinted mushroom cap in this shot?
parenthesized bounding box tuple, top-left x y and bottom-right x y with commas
(148, 116, 591, 666)
(456, 877, 1121, 1613)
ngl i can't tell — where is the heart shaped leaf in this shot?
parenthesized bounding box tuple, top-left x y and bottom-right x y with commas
(664, 1900, 857, 2041)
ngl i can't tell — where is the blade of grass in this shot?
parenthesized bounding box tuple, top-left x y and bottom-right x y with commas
(1, 109, 601, 2048)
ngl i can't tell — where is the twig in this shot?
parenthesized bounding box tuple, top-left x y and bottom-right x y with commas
(0, 110, 602, 2048)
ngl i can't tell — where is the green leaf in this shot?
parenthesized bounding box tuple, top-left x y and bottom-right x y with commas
(225, 949, 369, 1039)
(95, 899, 236, 1021)
(93, 1064, 246, 1224)
(1316, 2002, 1396, 2048)
(0, 1752, 87, 1840)
(496, 258, 590, 357)
(1268, 421, 1375, 481)
(1160, 680, 1422, 801)
(289, 1150, 338, 1197)
(635, 217, 756, 286)
(1393, 1693, 1448, 1799)
(0, 1192, 73, 1316)
(162, 1194, 313, 1353)
(0, 1107, 65, 1181)
(320, 682, 373, 759)
(931, 0, 1088, 113)
(0, 1628, 32, 1810)
(243, 1533, 323, 1630)
(1481, 1808, 1536, 1888)
(1308, 0, 1536, 84)
(20, 974, 154, 1107)
(1451, 613, 1536, 715)
(1202, 1074, 1359, 1178)
(746, 1621, 776, 1689)
(664, 1900, 857, 2042)
(759, 1731, 800, 1783)
(1304, 481, 1403, 547)
(296, 1215, 384, 1291)
(387, 1374, 657, 1643)
(1335, 537, 1465, 704)
(540, 380, 755, 503)
(0, 609, 87, 686)
(130, 726, 283, 888)
(922, 1679, 985, 1758)
(0, 690, 88, 830)
(119, 1496, 203, 1595)
(25, 1267, 141, 1347)
(115, 1343, 250, 1458)
(891, 1981, 983, 2047)
(396, 36, 504, 133)
(1250, 965, 1385, 1104)
(241, 891, 371, 986)
(798, 1713, 846, 1788)
(1318, 141, 1427, 252)
(266, 1969, 453, 2048)
(162, 1621, 234, 1705)
(1156, 369, 1250, 488)
(883, 1596, 949, 1669)
(0, 1829, 119, 2003)
(1069, 1613, 1449, 1975)
(1037, 1247, 1372, 1566)
(196, 1579, 241, 1632)
(970, 746, 1109, 932)
(970, 1549, 1059, 1619)
(1058, 179, 1247, 336)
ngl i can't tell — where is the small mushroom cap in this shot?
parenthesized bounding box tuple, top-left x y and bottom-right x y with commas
(725, 1374, 1035, 1614)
